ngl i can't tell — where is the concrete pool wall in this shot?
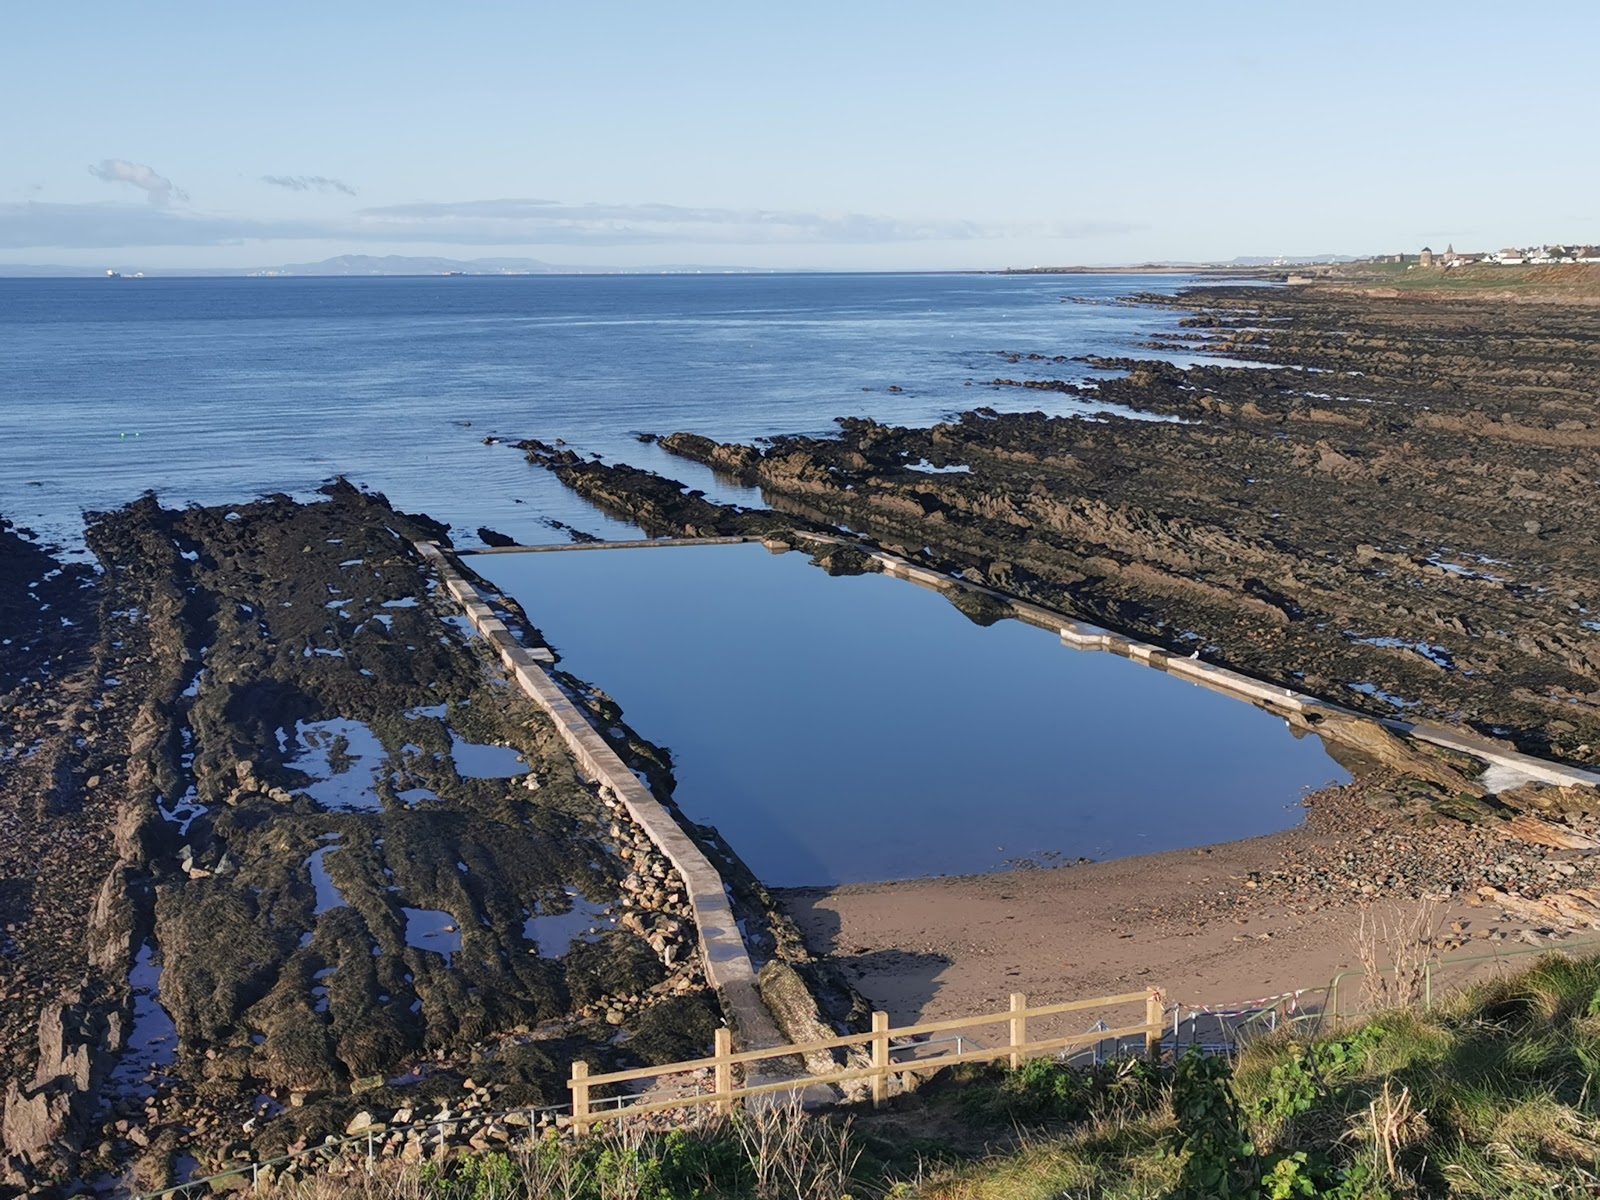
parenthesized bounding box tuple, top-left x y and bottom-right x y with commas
(412, 541, 787, 1054)
(459, 531, 1600, 795)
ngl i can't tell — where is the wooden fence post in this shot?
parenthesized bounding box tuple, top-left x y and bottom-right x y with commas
(1009, 993, 1027, 1070)
(570, 1060, 590, 1137)
(870, 1011, 890, 1107)
(714, 1026, 733, 1115)
(1146, 989, 1165, 1059)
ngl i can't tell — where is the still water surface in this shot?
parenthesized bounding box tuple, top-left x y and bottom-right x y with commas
(474, 544, 1348, 886)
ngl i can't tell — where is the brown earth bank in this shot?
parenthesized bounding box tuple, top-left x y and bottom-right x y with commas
(0, 487, 835, 1196)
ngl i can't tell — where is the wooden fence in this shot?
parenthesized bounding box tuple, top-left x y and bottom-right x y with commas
(569, 988, 1164, 1135)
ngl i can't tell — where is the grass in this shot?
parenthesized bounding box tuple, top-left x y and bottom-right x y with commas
(1323, 261, 1600, 298)
(275, 952, 1600, 1199)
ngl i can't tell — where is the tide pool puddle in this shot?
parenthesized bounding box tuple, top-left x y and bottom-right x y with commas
(107, 943, 178, 1100)
(306, 839, 349, 915)
(523, 889, 613, 956)
(311, 967, 336, 1013)
(474, 544, 1350, 886)
(158, 786, 207, 835)
(288, 718, 388, 811)
(450, 732, 529, 778)
(403, 908, 461, 964)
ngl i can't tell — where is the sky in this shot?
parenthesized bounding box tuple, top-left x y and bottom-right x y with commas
(3, 1, 1595, 271)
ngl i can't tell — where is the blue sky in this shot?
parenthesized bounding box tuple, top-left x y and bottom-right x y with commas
(3, 1, 1595, 270)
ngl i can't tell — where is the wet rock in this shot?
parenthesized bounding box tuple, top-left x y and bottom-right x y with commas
(1292, 711, 1485, 796)
(1502, 814, 1600, 852)
(475, 527, 517, 549)
(807, 545, 881, 577)
(756, 961, 838, 1077)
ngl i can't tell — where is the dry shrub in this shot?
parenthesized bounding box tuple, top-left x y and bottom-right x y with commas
(733, 1100, 862, 1200)
(1356, 900, 1442, 1012)
(1362, 1078, 1428, 1189)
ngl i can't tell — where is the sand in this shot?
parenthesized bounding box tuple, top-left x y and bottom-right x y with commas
(779, 826, 1492, 1028)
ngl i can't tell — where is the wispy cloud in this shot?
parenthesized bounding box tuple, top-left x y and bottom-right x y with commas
(261, 174, 357, 197)
(352, 198, 1129, 244)
(0, 197, 1138, 251)
(87, 159, 186, 207)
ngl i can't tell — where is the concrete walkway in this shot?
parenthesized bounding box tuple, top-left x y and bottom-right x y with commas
(413, 542, 787, 1052)
(459, 537, 759, 556)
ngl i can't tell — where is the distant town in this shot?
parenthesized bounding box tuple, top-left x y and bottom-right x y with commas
(1374, 244, 1600, 268)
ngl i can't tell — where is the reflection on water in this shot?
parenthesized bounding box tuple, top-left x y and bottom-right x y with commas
(403, 907, 461, 965)
(523, 889, 614, 957)
(287, 717, 388, 811)
(474, 544, 1348, 886)
(106, 943, 178, 1101)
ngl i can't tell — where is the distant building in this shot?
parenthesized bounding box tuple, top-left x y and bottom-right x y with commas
(1419, 246, 1435, 268)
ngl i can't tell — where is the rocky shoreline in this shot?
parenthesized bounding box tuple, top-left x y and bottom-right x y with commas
(6, 278, 1600, 1193)
(523, 284, 1600, 769)
(0, 487, 845, 1195)
(511, 280, 1600, 1030)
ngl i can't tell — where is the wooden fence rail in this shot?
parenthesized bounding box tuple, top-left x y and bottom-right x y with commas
(569, 988, 1164, 1135)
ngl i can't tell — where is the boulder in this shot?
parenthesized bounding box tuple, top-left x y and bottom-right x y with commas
(344, 1111, 377, 1136)
(1501, 814, 1600, 852)
(85, 864, 140, 973)
(1294, 711, 1485, 795)
(1, 994, 123, 1173)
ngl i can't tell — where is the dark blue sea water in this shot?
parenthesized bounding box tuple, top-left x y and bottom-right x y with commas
(1, 272, 1214, 552)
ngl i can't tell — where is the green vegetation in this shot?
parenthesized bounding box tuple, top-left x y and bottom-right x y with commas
(282, 953, 1600, 1199)
(1324, 261, 1600, 297)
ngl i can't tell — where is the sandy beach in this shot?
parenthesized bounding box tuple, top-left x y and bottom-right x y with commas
(778, 817, 1533, 1027)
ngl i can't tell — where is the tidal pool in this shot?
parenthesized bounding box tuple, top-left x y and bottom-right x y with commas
(474, 545, 1348, 886)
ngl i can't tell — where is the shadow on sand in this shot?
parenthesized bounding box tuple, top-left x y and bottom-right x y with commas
(778, 889, 951, 1023)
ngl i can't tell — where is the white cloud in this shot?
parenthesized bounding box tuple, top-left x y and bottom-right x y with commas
(0, 197, 1138, 251)
(262, 174, 357, 197)
(87, 159, 186, 207)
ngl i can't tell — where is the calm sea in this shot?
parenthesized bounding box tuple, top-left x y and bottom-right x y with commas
(0, 272, 1211, 551)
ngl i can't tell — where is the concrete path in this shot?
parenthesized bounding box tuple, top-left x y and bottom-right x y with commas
(413, 542, 787, 1053)
(459, 537, 759, 555)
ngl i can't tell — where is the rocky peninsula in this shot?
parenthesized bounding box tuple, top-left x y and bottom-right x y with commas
(514, 278, 1600, 1052)
(0, 486, 837, 1193)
